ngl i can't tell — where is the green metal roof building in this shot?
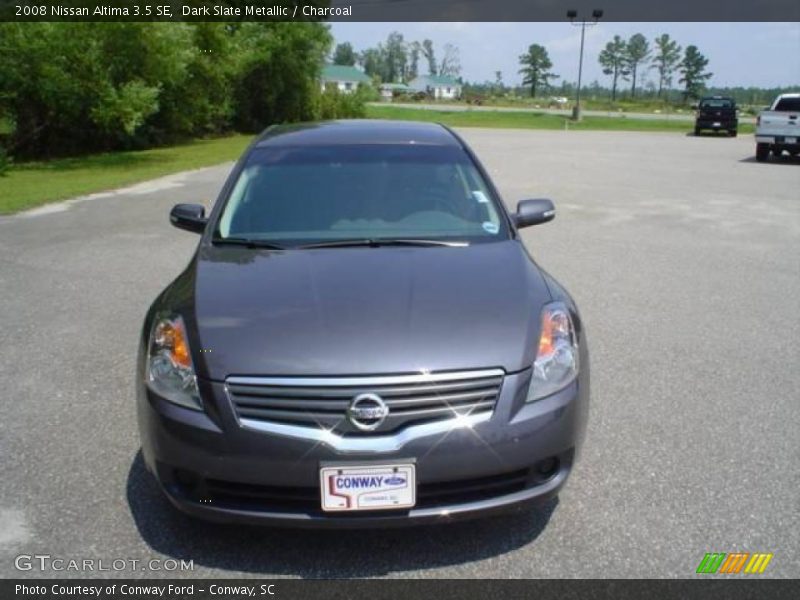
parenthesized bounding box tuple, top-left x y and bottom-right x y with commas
(321, 65, 371, 93)
(408, 75, 462, 99)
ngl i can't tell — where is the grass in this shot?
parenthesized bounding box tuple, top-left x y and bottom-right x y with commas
(401, 96, 765, 115)
(0, 134, 253, 215)
(366, 105, 756, 134)
(414, 97, 688, 113)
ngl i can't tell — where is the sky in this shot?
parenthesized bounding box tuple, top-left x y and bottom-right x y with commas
(329, 22, 800, 89)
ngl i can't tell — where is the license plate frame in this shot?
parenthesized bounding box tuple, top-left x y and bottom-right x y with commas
(320, 462, 416, 512)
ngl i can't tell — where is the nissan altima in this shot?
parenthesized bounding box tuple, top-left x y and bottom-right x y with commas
(137, 120, 589, 527)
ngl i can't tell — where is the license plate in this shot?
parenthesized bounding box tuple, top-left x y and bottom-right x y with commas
(786, 137, 797, 144)
(320, 463, 416, 511)
(712, 122, 721, 127)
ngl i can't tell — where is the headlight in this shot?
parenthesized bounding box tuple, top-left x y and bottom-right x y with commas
(526, 302, 579, 402)
(146, 314, 202, 410)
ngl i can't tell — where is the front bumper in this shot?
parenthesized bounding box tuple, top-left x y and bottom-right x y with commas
(136, 367, 589, 528)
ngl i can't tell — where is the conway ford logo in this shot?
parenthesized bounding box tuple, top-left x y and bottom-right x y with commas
(384, 476, 406, 485)
(347, 393, 389, 431)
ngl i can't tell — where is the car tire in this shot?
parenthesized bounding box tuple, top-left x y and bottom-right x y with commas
(755, 143, 770, 162)
(729, 130, 737, 137)
(694, 127, 701, 136)
(772, 148, 783, 158)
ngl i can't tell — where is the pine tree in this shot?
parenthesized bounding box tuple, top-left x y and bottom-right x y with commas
(651, 34, 681, 98)
(598, 36, 629, 101)
(518, 44, 557, 98)
(679, 45, 713, 102)
(332, 42, 356, 66)
(624, 34, 651, 98)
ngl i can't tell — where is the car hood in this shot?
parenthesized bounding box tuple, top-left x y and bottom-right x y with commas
(185, 240, 551, 380)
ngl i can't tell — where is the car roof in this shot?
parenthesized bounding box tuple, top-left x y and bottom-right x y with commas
(254, 120, 461, 148)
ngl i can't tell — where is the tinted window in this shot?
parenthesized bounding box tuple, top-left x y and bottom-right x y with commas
(216, 144, 509, 244)
(774, 97, 800, 112)
(700, 99, 734, 109)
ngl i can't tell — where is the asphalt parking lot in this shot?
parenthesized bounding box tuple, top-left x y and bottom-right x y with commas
(0, 129, 798, 578)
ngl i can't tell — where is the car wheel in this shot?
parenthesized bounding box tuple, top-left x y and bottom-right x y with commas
(755, 143, 770, 162)
(729, 130, 737, 137)
(772, 148, 783, 158)
(694, 127, 701, 136)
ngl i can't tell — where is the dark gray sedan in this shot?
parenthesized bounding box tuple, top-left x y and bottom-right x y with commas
(137, 120, 589, 527)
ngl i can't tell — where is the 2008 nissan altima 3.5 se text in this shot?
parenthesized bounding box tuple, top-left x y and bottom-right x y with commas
(136, 119, 590, 528)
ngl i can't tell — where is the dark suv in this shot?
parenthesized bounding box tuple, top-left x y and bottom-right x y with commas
(694, 97, 738, 136)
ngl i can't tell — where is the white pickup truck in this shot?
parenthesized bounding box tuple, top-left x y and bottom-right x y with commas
(755, 93, 800, 162)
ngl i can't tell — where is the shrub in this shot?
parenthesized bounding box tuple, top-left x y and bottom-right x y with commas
(316, 87, 368, 121)
(0, 143, 9, 176)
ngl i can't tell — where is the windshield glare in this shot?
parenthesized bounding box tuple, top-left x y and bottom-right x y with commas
(215, 144, 509, 245)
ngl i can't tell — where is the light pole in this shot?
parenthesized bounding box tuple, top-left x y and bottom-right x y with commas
(567, 9, 603, 121)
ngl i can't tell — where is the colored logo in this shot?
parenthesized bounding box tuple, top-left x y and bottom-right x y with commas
(696, 552, 773, 574)
(384, 476, 406, 486)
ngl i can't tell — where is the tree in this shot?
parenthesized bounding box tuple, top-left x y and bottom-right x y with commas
(153, 22, 237, 138)
(232, 22, 332, 132)
(421, 39, 436, 75)
(0, 23, 193, 156)
(624, 33, 650, 98)
(384, 31, 407, 82)
(408, 41, 421, 80)
(598, 35, 629, 101)
(332, 42, 356, 66)
(518, 44, 557, 98)
(651, 34, 681, 98)
(0, 21, 355, 161)
(438, 44, 461, 78)
(679, 45, 713, 102)
(355, 33, 408, 83)
(359, 47, 383, 79)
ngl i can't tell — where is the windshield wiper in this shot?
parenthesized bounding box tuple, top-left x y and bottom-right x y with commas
(211, 237, 287, 250)
(296, 238, 469, 249)
(212, 237, 469, 250)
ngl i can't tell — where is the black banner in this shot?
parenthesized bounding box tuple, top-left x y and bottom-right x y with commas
(1, 0, 799, 22)
(3, 580, 799, 600)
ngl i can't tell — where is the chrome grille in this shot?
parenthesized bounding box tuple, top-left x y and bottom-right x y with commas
(227, 369, 504, 435)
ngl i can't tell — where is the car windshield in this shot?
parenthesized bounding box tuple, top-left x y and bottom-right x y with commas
(700, 99, 734, 109)
(215, 144, 509, 246)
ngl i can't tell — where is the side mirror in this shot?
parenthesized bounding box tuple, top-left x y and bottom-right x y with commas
(169, 203, 207, 234)
(515, 199, 555, 229)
